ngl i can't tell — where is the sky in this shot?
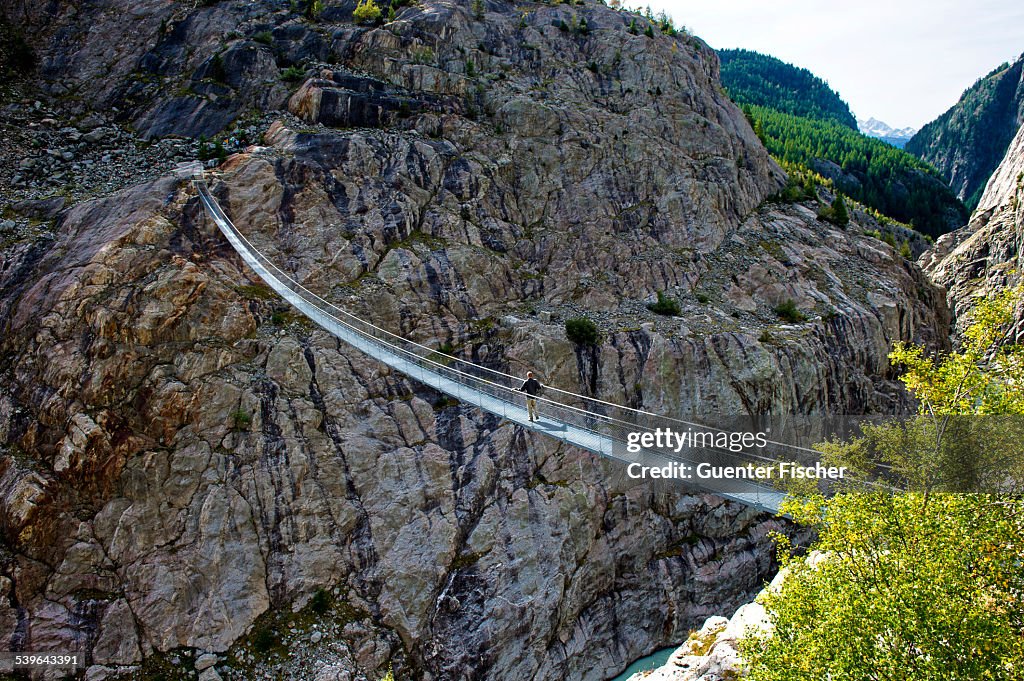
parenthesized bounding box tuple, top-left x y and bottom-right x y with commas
(642, 0, 1024, 130)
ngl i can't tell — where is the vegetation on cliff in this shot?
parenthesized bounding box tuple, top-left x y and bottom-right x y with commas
(906, 56, 1024, 212)
(745, 493, 1023, 681)
(746, 105, 969, 237)
(742, 288, 1024, 680)
(719, 49, 857, 129)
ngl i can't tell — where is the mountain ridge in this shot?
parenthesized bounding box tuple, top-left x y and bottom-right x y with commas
(906, 55, 1024, 212)
(718, 48, 857, 129)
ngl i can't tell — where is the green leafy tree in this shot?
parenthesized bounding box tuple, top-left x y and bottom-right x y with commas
(742, 493, 1024, 681)
(471, 0, 484, 20)
(353, 0, 382, 24)
(819, 286, 1024, 494)
(819, 194, 849, 226)
(742, 288, 1024, 680)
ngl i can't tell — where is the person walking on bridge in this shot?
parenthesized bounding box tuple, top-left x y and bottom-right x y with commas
(519, 371, 542, 422)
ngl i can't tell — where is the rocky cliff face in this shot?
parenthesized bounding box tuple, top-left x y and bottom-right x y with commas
(922, 122, 1024, 338)
(1, 1, 949, 680)
(906, 55, 1024, 212)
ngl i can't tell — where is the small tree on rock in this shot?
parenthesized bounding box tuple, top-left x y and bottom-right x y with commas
(830, 194, 849, 226)
(565, 317, 600, 346)
(353, 0, 382, 24)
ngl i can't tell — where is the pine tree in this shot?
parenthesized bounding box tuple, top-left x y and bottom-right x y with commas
(831, 194, 849, 226)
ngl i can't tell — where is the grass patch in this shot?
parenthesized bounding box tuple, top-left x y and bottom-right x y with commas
(238, 283, 275, 300)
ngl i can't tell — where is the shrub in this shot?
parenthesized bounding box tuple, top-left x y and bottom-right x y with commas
(309, 588, 331, 615)
(774, 299, 807, 323)
(252, 626, 276, 653)
(280, 65, 305, 82)
(231, 408, 252, 430)
(830, 194, 849, 226)
(253, 30, 273, 45)
(647, 291, 681, 316)
(565, 317, 600, 346)
(305, 0, 324, 20)
(899, 240, 912, 259)
(411, 46, 434, 64)
(695, 292, 710, 305)
(353, 0, 382, 24)
(198, 138, 227, 163)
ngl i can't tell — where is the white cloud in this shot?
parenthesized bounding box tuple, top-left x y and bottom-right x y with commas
(644, 0, 1024, 127)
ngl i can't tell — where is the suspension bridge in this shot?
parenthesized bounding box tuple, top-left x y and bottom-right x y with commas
(192, 171, 823, 514)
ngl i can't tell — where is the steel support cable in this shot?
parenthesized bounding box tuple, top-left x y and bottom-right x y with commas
(195, 181, 818, 455)
(194, 176, 892, 506)
(195, 182, 796, 473)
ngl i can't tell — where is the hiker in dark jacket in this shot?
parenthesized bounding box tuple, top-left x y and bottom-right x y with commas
(519, 371, 542, 422)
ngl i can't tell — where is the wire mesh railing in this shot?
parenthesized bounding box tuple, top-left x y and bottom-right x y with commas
(194, 173, 849, 512)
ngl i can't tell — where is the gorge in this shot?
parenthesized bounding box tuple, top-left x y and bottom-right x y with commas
(0, 1, 986, 680)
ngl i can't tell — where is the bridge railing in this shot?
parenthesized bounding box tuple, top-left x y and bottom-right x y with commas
(195, 175, 842, 512)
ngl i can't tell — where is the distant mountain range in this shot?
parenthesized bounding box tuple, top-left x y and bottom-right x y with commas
(857, 118, 917, 148)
